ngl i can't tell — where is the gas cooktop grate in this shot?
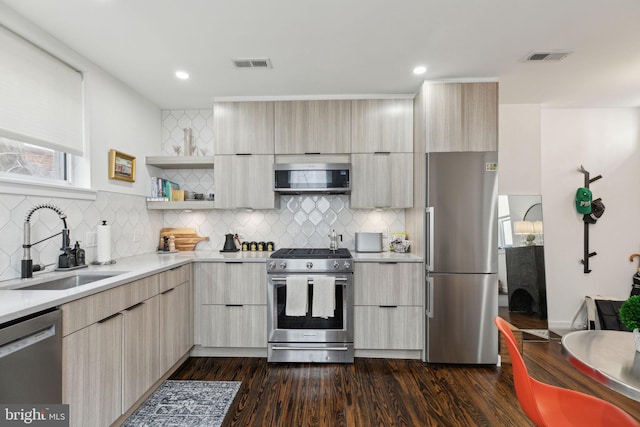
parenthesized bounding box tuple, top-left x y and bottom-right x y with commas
(270, 248, 352, 259)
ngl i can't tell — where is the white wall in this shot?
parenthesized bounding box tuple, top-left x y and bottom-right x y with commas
(541, 108, 640, 328)
(498, 104, 541, 195)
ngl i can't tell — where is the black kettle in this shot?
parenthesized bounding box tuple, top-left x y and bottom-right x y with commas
(222, 233, 237, 251)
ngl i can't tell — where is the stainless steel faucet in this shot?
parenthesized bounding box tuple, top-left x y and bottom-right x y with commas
(22, 203, 70, 279)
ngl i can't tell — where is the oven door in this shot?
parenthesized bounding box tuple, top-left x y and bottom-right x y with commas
(267, 273, 353, 344)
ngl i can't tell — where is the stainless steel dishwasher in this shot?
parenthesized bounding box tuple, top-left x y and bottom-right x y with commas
(0, 308, 62, 403)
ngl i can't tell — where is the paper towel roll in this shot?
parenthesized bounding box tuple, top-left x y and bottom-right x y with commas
(96, 221, 112, 263)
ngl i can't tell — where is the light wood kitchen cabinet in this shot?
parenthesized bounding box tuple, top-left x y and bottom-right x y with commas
(62, 268, 193, 427)
(350, 152, 413, 208)
(194, 262, 267, 348)
(274, 100, 351, 154)
(213, 154, 278, 209)
(63, 313, 122, 427)
(424, 82, 498, 152)
(213, 101, 274, 154)
(351, 99, 413, 153)
(159, 265, 193, 373)
(353, 262, 423, 351)
(122, 295, 160, 410)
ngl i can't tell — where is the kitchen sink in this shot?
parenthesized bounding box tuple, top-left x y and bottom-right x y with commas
(16, 272, 127, 291)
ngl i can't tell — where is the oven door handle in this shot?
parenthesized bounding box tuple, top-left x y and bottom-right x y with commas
(270, 277, 348, 283)
(271, 345, 349, 351)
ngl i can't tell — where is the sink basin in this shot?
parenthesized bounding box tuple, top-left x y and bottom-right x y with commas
(17, 272, 126, 291)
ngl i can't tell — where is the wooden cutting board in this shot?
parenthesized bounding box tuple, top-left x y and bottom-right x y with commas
(160, 227, 209, 251)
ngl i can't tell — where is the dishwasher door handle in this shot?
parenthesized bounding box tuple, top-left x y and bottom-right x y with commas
(0, 325, 55, 359)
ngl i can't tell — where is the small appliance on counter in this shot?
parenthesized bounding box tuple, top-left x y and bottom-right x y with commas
(221, 233, 240, 252)
(355, 232, 383, 253)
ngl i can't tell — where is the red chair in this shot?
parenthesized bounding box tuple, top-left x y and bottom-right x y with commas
(494, 316, 639, 427)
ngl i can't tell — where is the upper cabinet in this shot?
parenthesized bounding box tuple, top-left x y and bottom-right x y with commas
(351, 99, 413, 153)
(213, 101, 275, 154)
(274, 100, 351, 154)
(423, 82, 498, 152)
(213, 154, 279, 210)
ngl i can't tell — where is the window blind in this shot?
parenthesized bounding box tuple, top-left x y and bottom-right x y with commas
(0, 25, 83, 156)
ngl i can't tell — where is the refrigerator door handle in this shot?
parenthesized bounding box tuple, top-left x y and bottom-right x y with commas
(425, 207, 434, 271)
(426, 276, 434, 318)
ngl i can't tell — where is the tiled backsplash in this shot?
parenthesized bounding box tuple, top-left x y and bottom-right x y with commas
(163, 195, 405, 252)
(0, 191, 163, 281)
(161, 109, 214, 156)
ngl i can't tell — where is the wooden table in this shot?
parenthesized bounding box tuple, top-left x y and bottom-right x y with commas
(561, 330, 640, 402)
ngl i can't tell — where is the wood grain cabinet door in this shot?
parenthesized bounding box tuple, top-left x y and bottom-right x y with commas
(159, 281, 193, 373)
(350, 152, 413, 208)
(351, 99, 413, 153)
(122, 295, 160, 410)
(425, 82, 497, 152)
(213, 101, 275, 154)
(213, 154, 278, 209)
(63, 313, 122, 427)
(275, 100, 351, 154)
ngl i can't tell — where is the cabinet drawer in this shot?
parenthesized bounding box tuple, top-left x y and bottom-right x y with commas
(159, 264, 191, 292)
(196, 262, 266, 304)
(354, 262, 422, 305)
(354, 305, 422, 350)
(62, 274, 159, 336)
(200, 305, 266, 348)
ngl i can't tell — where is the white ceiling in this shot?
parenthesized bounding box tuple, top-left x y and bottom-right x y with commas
(2, 0, 640, 109)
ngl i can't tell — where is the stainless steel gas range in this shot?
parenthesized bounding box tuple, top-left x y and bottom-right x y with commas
(266, 248, 354, 363)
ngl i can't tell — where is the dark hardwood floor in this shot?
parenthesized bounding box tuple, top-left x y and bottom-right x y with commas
(171, 342, 640, 426)
(498, 306, 548, 330)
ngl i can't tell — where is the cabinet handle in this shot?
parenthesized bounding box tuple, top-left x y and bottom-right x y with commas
(161, 288, 175, 295)
(225, 304, 243, 307)
(379, 305, 398, 308)
(380, 262, 398, 265)
(224, 261, 244, 264)
(304, 152, 321, 155)
(97, 312, 122, 324)
(373, 151, 391, 155)
(235, 153, 252, 156)
(374, 206, 391, 209)
(125, 301, 144, 311)
(169, 266, 182, 271)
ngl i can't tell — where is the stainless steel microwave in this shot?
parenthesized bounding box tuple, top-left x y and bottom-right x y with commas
(273, 163, 351, 194)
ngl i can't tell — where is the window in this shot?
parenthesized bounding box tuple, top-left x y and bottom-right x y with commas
(0, 136, 68, 183)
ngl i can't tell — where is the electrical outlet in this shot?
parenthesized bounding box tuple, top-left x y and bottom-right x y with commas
(86, 231, 97, 247)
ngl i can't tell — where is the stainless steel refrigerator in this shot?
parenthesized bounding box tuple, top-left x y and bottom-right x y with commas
(425, 151, 498, 364)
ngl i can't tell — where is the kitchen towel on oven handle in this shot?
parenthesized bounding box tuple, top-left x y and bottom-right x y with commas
(285, 276, 308, 316)
(312, 276, 336, 319)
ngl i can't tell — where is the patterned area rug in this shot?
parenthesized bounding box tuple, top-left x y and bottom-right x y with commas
(121, 380, 241, 427)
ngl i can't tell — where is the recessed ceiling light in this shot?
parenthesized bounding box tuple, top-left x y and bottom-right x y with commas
(413, 66, 427, 75)
(175, 70, 189, 80)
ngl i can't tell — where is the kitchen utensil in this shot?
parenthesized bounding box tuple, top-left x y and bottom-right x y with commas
(222, 233, 239, 252)
(328, 230, 342, 250)
(159, 227, 209, 251)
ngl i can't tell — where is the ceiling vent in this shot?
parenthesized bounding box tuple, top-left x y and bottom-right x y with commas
(522, 50, 573, 62)
(232, 58, 273, 69)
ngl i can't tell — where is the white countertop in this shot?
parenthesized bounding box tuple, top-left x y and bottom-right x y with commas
(0, 250, 422, 324)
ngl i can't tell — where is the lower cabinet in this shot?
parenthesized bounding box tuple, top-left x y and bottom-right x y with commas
(194, 262, 267, 349)
(122, 295, 160, 410)
(353, 262, 423, 352)
(62, 265, 192, 427)
(63, 313, 122, 427)
(159, 281, 193, 373)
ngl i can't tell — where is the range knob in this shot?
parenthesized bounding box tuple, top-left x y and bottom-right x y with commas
(279, 261, 287, 269)
(343, 261, 351, 269)
(333, 261, 340, 269)
(306, 262, 314, 269)
(268, 261, 276, 270)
